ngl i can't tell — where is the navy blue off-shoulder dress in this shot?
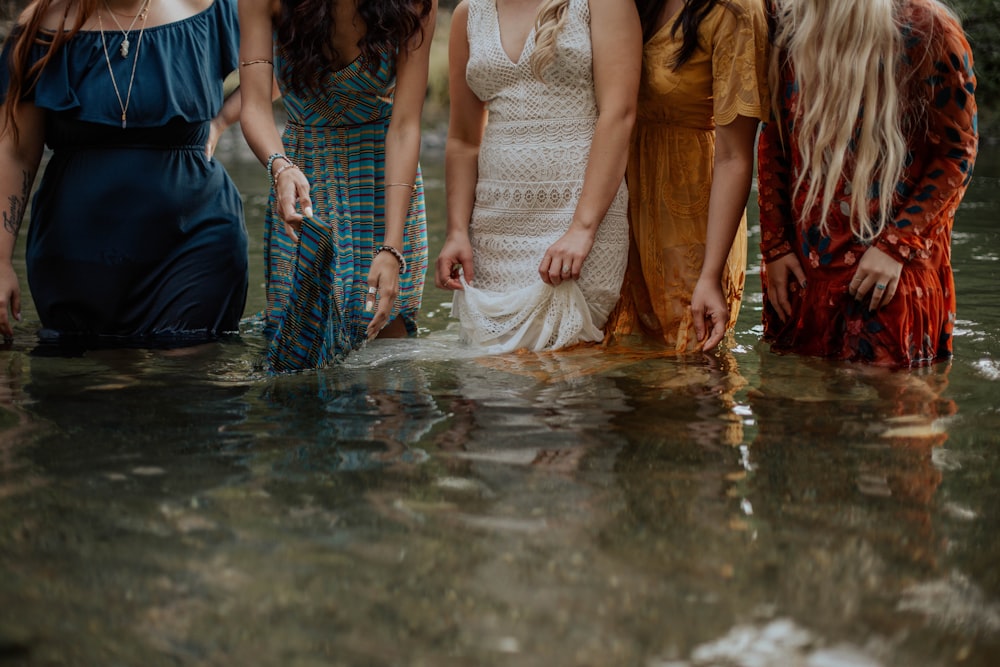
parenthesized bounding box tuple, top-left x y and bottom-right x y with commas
(0, 0, 248, 343)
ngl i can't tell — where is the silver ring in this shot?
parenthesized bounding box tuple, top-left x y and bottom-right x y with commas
(561, 264, 570, 274)
(368, 286, 377, 295)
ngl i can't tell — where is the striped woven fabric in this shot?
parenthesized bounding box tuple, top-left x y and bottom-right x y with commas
(263, 48, 429, 372)
(265, 215, 352, 372)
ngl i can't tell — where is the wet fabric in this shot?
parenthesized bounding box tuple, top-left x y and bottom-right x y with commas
(0, 0, 248, 343)
(605, 0, 770, 351)
(263, 48, 428, 372)
(757, 0, 978, 367)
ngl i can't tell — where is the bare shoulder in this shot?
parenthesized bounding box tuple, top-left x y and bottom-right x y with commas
(34, 0, 79, 31)
(180, 0, 217, 14)
(588, 0, 639, 23)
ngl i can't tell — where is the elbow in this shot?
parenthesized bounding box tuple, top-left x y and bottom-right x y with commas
(385, 116, 423, 150)
(603, 102, 637, 135)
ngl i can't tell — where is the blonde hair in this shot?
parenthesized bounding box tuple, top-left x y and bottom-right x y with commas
(770, 0, 906, 243)
(531, 0, 570, 81)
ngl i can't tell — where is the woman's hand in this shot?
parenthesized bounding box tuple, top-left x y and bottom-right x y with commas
(272, 161, 313, 241)
(764, 253, 807, 322)
(206, 117, 223, 160)
(435, 233, 474, 290)
(0, 261, 22, 340)
(849, 245, 903, 311)
(691, 275, 729, 351)
(539, 224, 595, 287)
(365, 250, 402, 339)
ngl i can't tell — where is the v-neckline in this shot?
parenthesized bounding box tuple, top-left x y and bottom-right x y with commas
(493, 0, 536, 66)
(647, 4, 684, 44)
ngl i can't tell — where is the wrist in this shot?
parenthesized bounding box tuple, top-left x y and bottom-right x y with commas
(374, 244, 407, 275)
(271, 160, 299, 190)
(569, 216, 599, 236)
(266, 153, 294, 185)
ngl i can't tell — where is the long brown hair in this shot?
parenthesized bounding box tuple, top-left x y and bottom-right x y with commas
(275, 0, 432, 98)
(2, 0, 96, 141)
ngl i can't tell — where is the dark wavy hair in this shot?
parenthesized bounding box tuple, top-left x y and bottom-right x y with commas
(634, 0, 733, 69)
(275, 0, 432, 98)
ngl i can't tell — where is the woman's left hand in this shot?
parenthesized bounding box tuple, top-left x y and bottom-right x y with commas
(365, 251, 402, 339)
(539, 225, 595, 287)
(206, 118, 223, 160)
(849, 246, 903, 311)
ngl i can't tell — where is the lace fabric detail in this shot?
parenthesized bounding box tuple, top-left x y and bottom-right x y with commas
(454, 0, 629, 353)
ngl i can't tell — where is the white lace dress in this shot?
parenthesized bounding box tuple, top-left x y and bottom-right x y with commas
(451, 0, 629, 354)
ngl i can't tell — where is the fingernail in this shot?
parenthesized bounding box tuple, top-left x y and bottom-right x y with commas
(304, 207, 313, 218)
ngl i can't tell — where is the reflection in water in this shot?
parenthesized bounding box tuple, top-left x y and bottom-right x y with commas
(739, 356, 956, 665)
(0, 149, 997, 665)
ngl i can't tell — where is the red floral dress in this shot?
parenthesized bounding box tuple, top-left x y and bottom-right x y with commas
(757, 0, 978, 367)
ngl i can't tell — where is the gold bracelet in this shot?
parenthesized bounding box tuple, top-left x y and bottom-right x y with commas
(240, 59, 273, 67)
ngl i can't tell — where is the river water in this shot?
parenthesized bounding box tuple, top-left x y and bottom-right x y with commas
(0, 134, 997, 667)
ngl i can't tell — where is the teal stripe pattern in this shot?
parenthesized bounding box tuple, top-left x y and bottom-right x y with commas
(263, 48, 429, 372)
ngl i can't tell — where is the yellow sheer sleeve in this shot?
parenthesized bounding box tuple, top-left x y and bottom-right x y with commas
(711, 0, 771, 126)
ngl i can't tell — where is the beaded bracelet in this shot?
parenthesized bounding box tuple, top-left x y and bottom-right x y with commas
(272, 162, 299, 186)
(374, 244, 407, 275)
(266, 153, 292, 185)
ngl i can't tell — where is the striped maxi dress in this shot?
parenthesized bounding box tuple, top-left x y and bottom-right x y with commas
(263, 48, 428, 372)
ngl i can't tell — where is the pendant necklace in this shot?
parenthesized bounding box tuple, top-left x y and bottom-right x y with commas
(102, 0, 150, 58)
(97, 0, 151, 128)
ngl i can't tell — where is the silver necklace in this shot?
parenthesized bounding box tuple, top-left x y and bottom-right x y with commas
(102, 0, 150, 58)
(97, 1, 151, 128)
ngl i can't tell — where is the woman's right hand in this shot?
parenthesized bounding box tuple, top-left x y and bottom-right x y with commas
(273, 161, 313, 241)
(0, 261, 22, 340)
(764, 253, 807, 322)
(435, 234, 474, 290)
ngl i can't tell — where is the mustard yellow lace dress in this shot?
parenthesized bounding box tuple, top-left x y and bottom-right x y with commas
(606, 0, 769, 351)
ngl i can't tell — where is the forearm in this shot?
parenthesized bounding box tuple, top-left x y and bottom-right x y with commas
(0, 165, 33, 255)
(214, 86, 242, 133)
(382, 120, 421, 250)
(0, 129, 42, 261)
(572, 109, 634, 234)
(239, 94, 284, 167)
(443, 139, 479, 240)
(756, 119, 796, 262)
(701, 154, 753, 280)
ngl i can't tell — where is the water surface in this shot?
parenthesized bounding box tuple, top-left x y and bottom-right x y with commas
(0, 136, 997, 667)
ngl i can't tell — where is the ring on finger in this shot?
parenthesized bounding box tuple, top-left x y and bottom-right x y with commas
(875, 283, 887, 290)
(561, 264, 571, 274)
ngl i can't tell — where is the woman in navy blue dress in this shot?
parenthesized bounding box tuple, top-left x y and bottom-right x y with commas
(0, 0, 248, 345)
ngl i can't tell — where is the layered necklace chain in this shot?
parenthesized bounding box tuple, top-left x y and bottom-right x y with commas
(97, 0, 152, 129)
(102, 0, 150, 58)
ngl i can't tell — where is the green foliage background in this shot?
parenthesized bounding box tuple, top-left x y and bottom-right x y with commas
(955, 0, 1000, 136)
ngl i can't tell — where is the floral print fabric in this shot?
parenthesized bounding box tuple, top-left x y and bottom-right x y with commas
(757, 0, 978, 367)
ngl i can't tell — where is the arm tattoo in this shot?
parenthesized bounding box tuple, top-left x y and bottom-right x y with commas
(3, 170, 31, 237)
